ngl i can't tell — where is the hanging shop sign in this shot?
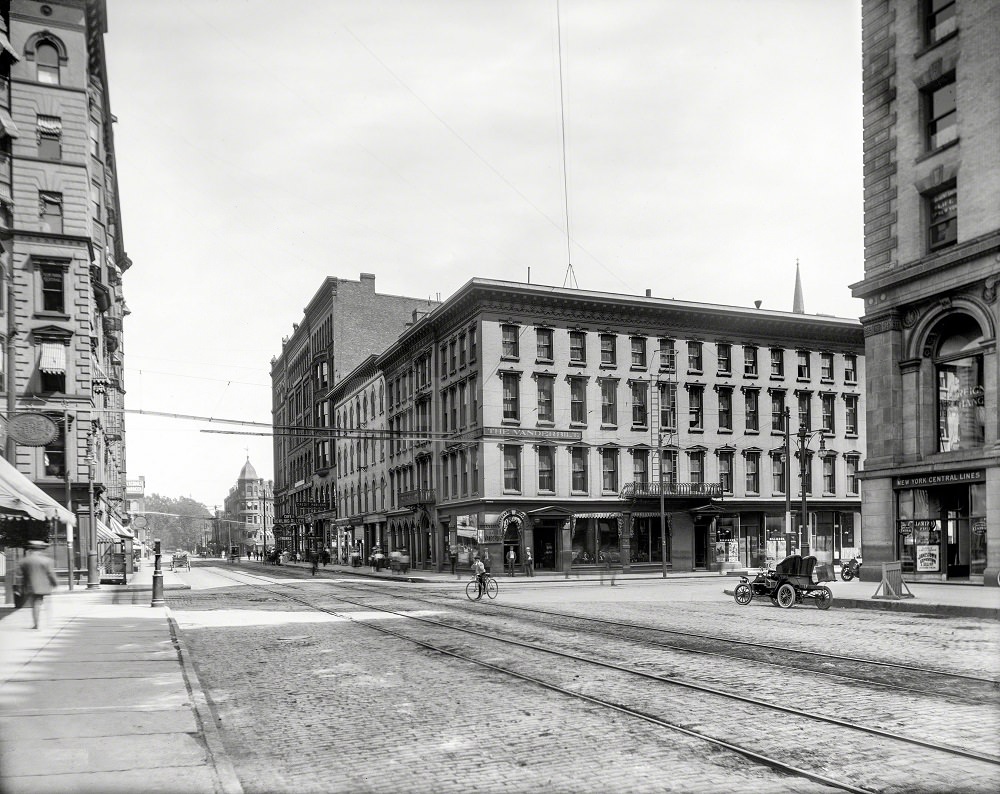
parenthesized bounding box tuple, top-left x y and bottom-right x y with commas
(7, 413, 58, 446)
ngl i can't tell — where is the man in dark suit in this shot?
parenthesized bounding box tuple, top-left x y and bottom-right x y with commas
(17, 540, 59, 630)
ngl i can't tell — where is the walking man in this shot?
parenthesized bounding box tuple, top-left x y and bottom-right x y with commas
(17, 541, 59, 630)
(506, 547, 516, 577)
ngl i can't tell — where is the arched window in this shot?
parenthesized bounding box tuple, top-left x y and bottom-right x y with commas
(935, 314, 985, 452)
(36, 41, 60, 84)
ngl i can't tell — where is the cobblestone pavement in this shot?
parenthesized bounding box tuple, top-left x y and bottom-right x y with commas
(167, 573, 1000, 793)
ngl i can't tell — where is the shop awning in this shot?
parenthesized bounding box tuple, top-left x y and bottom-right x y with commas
(95, 519, 117, 542)
(0, 109, 19, 139)
(0, 484, 47, 520)
(0, 455, 76, 526)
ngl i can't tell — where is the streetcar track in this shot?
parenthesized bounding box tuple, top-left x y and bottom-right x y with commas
(180, 564, 1000, 787)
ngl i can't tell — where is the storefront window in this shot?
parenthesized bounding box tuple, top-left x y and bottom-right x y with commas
(629, 517, 666, 564)
(897, 488, 941, 574)
(970, 483, 987, 576)
(935, 316, 985, 452)
(715, 516, 740, 565)
(571, 517, 620, 564)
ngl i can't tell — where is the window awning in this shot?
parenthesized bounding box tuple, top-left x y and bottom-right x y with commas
(0, 182, 12, 206)
(0, 31, 19, 61)
(0, 454, 76, 526)
(36, 116, 62, 135)
(40, 343, 66, 374)
(0, 109, 20, 139)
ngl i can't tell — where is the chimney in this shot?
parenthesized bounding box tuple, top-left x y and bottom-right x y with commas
(645, 289, 652, 297)
(754, 300, 762, 309)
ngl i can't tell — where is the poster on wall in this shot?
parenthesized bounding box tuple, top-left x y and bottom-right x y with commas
(916, 544, 940, 572)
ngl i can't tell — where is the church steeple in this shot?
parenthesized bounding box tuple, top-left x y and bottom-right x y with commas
(792, 259, 805, 314)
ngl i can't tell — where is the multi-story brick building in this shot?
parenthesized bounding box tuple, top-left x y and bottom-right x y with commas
(1, 1, 130, 576)
(270, 274, 436, 556)
(851, 1, 998, 585)
(221, 458, 273, 557)
(333, 278, 865, 574)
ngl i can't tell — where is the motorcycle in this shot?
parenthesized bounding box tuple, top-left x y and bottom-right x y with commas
(840, 556, 862, 581)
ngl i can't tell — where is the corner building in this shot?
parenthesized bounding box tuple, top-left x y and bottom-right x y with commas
(336, 279, 864, 574)
(852, 1, 999, 585)
(270, 274, 437, 557)
(1, 1, 131, 567)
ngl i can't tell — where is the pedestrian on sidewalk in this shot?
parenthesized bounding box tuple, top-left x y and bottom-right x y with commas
(311, 551, 319, 576)
(17, 541, 58, 630)
(449, 547, 458, 578)
(506, 547, 516, 577)
(524, 549, 534, 577)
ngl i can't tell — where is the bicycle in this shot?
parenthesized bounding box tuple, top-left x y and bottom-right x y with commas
(465, 574, 498, 601)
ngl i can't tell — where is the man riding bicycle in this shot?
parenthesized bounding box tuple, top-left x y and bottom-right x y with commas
(471, 556, 487, 599)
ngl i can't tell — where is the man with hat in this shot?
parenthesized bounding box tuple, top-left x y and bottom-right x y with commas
(17, 541, 59, 630)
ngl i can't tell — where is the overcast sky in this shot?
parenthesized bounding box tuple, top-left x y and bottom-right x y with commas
(106, 0, 864, 509)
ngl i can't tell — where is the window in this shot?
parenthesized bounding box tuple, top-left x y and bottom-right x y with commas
(469, 376, 479, 425)
(823, 456, 836, 494)
(659, 339, 675, 372)
(538, 446, 555, 492)
(632, 449, 648, 486)
(39, 192, 63, 234)
(797, 350, 811, 379)
(716, 343, 731, 374)
(800, 452, 813, 497)
(630, 336, 646, 368)
(928, 186, 957, 251)
(688, 450, 705, 485)
(536, 376, 554, 423)
(820, 352, 834, 381)
(449, 340, 457, 372)
(688, 385, 703, 430)
(569, 331, 586, 364)
(846, 455, 860, 495)
(771, 451, 786, 494)
(771, 391, 786, 432)
(600, 333, 616, 366)
(600, 378, 617, 426)
(40, 267, 65, 313)
(745, 451, 760, 494)
(718, 387, 732, 431)
(459, 382, 467, 427)
(536, 328, 553, 361)
(798, 392, 812, 431)
(501, 373, 519, 421)
(845, 395, 859, 435)
(43, 424, 65, 477)
(36, 41, 60, 84)
(501, 325, 519, 358)
(743, 345, 758, 377)
(39, 342, 66, 393)
(569, 377, 587, 424)
(469, 327, 477, 362)
(631, 380, 648, 427)
(936, 315, 985, 452)
(844, 354, 857, 383)
(601, 448, 619, 492)
(571, 447, 588, 492)
(459, 333, 467, 367)
(745, 389, 759, 432)
(821, 393, 836, 434)
(503, 445, 521, 492)
(661, 450, 678, 486)
(924, 0, 956, 45)
(925, 77, 957, 150)
(440, 345, 448, 378)
(659, 383, 677, 431)
(460, 450, 468, 494)
(718, 451, 734, 494)
(687, 341, 702, 372)
(770, 348, 784, 377)
(37, 116, 62, 159)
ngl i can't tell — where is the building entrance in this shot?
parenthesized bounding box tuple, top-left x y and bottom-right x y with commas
(532, 522, 558, 570)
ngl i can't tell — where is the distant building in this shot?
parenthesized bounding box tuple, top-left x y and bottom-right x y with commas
(125, 476, 146, 553)
(332, 278, 865, 574)
(1, 1, 131, 569)
(851, 1, 998, 585)
(269, 274, 437, 556)
(222, 458, 273, 556)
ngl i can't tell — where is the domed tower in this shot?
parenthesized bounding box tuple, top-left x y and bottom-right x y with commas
(222, 458, 274, 556)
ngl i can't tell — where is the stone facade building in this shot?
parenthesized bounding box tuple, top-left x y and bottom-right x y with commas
(1, 1, 130, 569)
(333, 278, 865, 575)
(221, 459, 273, 557)
(852, 1, 998, 584)
(270, 274, 437, 555)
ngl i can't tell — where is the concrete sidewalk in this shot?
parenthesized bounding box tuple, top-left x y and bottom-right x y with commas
(0, 567, 239, 794)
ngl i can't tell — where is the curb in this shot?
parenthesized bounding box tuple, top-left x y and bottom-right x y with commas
(166, 609, 244, 794)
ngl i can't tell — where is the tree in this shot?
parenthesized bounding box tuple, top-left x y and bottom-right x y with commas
(142, 495, 213, 552)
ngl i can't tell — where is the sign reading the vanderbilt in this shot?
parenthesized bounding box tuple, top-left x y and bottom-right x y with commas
(893, 470, 984, 489)
(484, 427, 583, 441)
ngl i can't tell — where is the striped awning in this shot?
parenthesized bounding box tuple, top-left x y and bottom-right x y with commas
(0, 109, 19, 139)
(36, 116, 62, 135)
(40, 343, 66, 374)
